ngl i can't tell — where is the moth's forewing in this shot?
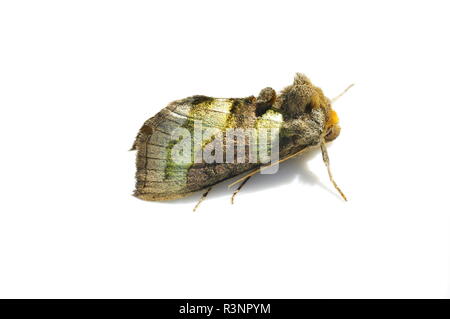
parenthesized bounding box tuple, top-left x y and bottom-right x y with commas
(133, 95, 325, 201)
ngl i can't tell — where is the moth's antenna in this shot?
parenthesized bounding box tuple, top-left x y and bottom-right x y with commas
(331, 84, 354, 103)
(320, 141, 347, 201)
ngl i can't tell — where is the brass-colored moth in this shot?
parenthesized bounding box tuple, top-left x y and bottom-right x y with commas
(131, 73, 351, 210)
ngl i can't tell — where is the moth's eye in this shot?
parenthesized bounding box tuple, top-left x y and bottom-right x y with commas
(324, 125, 341, 142)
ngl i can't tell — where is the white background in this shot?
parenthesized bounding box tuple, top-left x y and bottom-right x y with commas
(0, 0, 449, 298)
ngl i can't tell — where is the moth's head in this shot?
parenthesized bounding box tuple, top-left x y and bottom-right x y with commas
(318, 94, 341, 142)
(278, 73, 341, 141)
(324, 106, 341, 142)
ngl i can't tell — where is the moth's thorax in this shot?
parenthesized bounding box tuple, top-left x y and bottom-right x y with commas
(275, 73, 341, 143)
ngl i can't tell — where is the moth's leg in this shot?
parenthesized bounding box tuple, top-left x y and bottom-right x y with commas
(320, 141, 347, 201)
(193, 187, 213, 212)
(231, 176, 251, 204)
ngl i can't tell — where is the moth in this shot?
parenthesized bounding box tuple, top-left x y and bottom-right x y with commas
(131, 73, 352, 210)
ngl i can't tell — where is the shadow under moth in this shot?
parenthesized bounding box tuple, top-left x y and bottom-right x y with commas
(131, 73, 352, 210)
